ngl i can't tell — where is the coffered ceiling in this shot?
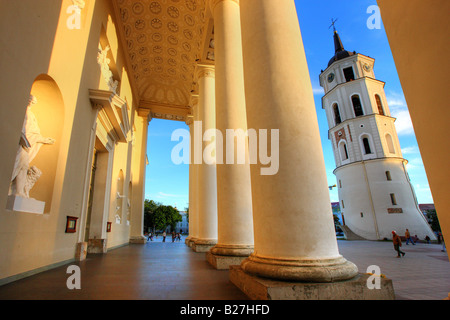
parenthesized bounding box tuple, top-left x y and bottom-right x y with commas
(113, 0, 215, 122)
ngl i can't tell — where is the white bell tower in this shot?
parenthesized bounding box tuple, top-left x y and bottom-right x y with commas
(319, 29, 435, 241)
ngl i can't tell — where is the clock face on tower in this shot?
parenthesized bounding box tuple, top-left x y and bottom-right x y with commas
(327, 73, 335, 83)
(363, 63, 372, 72)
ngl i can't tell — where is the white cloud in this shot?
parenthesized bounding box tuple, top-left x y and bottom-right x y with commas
(405, 157, 424, 171)
(158, 192, 179, 198)
(386, 92, 415, 136)
(401, 146, 419, 155)
(312, 86, 325, 95)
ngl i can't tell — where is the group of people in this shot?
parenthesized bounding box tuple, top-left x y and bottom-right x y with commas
(392, 228, 446, 258)
(145, 231, 182, 242)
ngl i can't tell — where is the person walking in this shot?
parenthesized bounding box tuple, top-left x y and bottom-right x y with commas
(162, 231, 166, 242)
(405, 229, 415, 245)
(392, 231, 405, 258)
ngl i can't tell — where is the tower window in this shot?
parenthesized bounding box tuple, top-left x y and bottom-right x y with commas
(343, 67, 355, 82)
(341, 200, 345, 209)
(375, 94, 385, 115)
(360, 212, 364, 218)
(339, 180, 342, 188)
(333, 103, 342, 125)
(339, 141, 349, 161)
(385, 134, 396, 154)
(352, 95, 364, 117)
(390, 193, 397, 205)
(386, 171, 392, 181)
(362, 137, 372, 154)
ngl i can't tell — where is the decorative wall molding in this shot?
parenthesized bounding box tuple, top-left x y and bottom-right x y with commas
(89, 89, 131, 143)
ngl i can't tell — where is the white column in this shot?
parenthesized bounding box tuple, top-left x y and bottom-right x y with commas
(208, 0, 254, 266)
(129, 110, 150, 244)
(239, 0, 358, 282)
(193, 65, 218, 252)
(186, 96, 199, 247)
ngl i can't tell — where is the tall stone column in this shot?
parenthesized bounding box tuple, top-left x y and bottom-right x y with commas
(237, 0, 358, 282)
(193, 65, 218, 252)
(207, 0, 254, 269)
(186, 96, 199, 247)
(129, 110, 150, 244)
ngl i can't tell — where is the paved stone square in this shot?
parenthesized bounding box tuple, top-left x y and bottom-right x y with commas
(337, 240, 449, 300)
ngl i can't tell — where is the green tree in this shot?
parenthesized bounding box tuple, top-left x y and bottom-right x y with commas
(333, 214, 341, 232)
(163, 205, 182, 231)
(143, 200, 182, 232)
(426, 209, 441, 232)
(144, 200, 164, 232)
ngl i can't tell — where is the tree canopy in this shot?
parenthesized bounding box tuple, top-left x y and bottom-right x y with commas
(144, 200, 182, 232)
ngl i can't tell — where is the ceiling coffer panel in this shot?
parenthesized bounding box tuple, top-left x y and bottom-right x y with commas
(116, 0, 208, 107)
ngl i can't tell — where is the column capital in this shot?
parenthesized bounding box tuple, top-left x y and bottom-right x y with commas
(137, 108, 152, 124)
(195, 64, 215, 82)
(210, 0, 239, 11)
(185, 115, 194, 126)
(190, 93, 199, 107)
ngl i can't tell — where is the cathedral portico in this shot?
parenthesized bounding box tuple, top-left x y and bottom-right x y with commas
(0, 0, 447, 302)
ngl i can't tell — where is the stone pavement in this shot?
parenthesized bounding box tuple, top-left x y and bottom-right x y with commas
(0, 238, 448, 300)
(337, 240, 450, 300)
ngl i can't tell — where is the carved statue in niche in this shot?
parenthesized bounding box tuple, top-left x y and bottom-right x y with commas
(97, 45, 119, 93)
(9, 95, 55, 198)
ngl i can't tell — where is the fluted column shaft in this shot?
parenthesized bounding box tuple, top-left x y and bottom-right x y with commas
(186, 97, 199, 247)
(209, 0, 254, 258)
(194, 65, 218, 251)
(239, 0, 358, 282)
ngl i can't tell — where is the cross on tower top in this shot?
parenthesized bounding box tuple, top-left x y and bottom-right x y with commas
(329, 18, 338, 32)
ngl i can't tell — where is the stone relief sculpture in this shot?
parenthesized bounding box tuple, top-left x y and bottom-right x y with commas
(97, 45, 119, 93)
(9, 95, 55, 198)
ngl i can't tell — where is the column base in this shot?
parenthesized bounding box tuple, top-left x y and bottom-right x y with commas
(75, 242, 88, 261)
(129, 236, 147, 244)
(241, 254, 359, 282)
(207, 244, 254, 269)
(193, 239, 217, 253)
(187, 237, 197, 248)
(88, 239, 107, 254)
(207, 252, 248, 270)
(230, 266, 395, 300)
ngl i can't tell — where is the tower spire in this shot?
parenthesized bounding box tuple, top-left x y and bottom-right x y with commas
(329, 18, 344, 53)
(333, 30, 345, 53)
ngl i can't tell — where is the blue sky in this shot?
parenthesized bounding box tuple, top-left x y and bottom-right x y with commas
(145, 0, 434, 209)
